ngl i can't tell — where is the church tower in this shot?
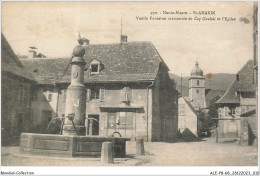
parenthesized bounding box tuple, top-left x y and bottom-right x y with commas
(188, 61, 206, 110)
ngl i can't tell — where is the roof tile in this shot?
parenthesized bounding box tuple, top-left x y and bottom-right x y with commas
(20, 42, 163, 84)
(216, 60, 255, 104)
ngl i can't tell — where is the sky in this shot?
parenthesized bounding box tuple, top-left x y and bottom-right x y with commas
(2, 1, 255, 76)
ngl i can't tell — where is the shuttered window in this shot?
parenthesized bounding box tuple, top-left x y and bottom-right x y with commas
(86, 89, 90, 101)
(63, 90, 67, 102)
(121, 87, 132, 102)
(100, 89, 105, 102)
(91, 88, 100, 100)
(117, 112, 133, 129)
(179, 104, 186, 115)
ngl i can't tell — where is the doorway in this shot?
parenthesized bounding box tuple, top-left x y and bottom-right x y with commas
(88, 115, 99, 135)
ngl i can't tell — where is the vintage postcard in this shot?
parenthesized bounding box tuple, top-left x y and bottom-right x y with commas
(1, 1, 259, 175)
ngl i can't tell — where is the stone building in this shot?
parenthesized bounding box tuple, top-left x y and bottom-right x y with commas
(20, 38, 179, 142)
(178, 96, 199, 137)
(1, 34, 36, 145)
(177, 62, 206, 137)
(216, 60, 257, 141)
(188, 61, 206, 110)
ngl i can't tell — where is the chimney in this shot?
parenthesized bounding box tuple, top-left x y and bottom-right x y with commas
(120, 35, 127, 44)
(28, 46, 37, 59)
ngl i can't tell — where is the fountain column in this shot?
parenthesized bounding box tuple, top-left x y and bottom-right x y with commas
(62, 42, 86, 135)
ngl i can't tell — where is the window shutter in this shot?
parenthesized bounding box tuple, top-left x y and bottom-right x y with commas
(100, 89, 105, 102)
(86, 89, 90, 101)
(126, 87, 132, 101)
(120, 88, 126, 102)
(63, 90, 67, 102)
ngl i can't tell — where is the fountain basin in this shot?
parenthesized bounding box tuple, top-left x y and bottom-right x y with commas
(20, 133, 130, 157)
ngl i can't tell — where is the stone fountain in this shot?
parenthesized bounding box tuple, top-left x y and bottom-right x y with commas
(20, 38, 130, 158)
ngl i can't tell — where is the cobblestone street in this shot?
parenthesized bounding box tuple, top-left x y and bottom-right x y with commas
(1, 137, 258, 166)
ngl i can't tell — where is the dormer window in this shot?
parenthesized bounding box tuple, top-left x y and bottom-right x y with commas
(89, 59, 101, 75)
(91, 64, 99, 73)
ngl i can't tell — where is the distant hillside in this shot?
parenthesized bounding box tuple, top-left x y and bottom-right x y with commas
(170, 73, 235, 96)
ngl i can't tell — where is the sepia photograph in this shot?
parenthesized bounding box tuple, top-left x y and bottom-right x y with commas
(1, 1, 259, 175)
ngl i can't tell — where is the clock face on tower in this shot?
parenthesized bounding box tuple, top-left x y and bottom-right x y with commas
(73, 72, 78, 78)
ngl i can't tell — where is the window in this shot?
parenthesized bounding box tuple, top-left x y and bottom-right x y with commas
(87, 115, 99, 135)
(17, 85, 26, 106)
(225, 107, 230, 116)
(121, 87, 132, 103)
(108, 112, 116, 129)
(107, 112, 133, 130)
(63, 90, 67, 102)
(44, 87, 54, 102)
(179, 104, 186, 115)
(100, 89, 105, 101)
(218, 109, 222, 118)
(91, 64, 98, 72)
(91, 88, 100, 100)
(90, 64, 100, 74)
(117, 112, 133, 129)
(86, 89, 90, 101)
(89, 59, 102, 74)
(231, 108, 236, 115)
(197, 80, 199, 86)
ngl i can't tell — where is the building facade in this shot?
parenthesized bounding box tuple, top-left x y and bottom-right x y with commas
(188, 61, 206, 110)
(216, 60, 257, 141)
(178, 96, 199, 136)
(1, 34, 36, 145)
(20, 39, 179, 142)
(177, 62, 205, 136)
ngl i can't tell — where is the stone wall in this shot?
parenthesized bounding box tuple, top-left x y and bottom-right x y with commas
(1, 73, 33, 145)
(240, 116, 257, 146)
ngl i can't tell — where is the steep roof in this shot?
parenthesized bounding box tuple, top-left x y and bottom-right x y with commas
(181, 96, 198, 116)
(20, 42, 167, 84)
(205, 89, 226, 107)
(1, 33, 35, 81)
(240, 109, 256, 117)
(216, 60, 255, 104)
(176, 88, 225, 108)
